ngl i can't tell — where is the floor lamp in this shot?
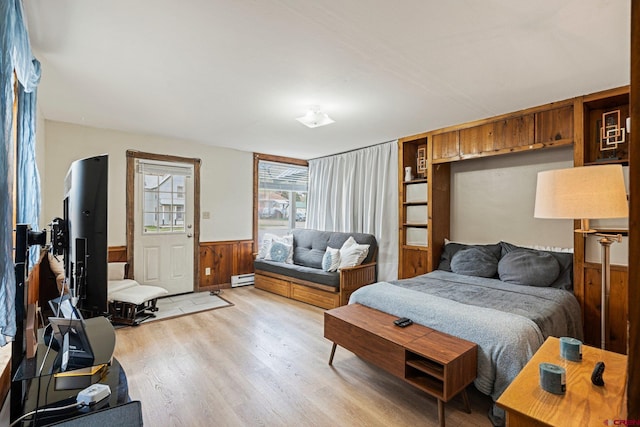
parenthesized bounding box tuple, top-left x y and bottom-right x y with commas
(534, 165, 628, 350)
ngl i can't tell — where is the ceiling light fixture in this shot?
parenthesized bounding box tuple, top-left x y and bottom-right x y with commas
(296, 106, 335, 128)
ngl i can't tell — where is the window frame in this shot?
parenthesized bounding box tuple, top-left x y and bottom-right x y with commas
(253, 153, 308, 254)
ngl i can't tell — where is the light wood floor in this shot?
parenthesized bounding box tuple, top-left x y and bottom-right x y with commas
(113, 286, 494, 426)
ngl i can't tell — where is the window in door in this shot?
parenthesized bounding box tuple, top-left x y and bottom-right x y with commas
(138, 161, 191, 234)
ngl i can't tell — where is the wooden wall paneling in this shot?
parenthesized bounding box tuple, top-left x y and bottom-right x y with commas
(459, 123, 493, 157)
(234, 240, 255, 275)
(432, 131, 459, 163)
(428, 162, 451, 270)
(199, 240, 254, 289)
(199, 245, 216, 288)
(108, 246, 127, 263)
(493, 114, 534, 151)
(534, 105, 574, 143)
(583, 263, 628, 355)
(572, 97, 586, 330)
(628, 0, 639, 416)
(211, 243, 233, 286)
(607, 267, 629, 355)
(399, 247, 429, 278)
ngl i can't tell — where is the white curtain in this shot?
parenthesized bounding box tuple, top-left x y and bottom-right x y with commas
(307, 141, 398, 281)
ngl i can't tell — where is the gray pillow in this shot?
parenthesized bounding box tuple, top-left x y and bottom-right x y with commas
(438, 242, 502, 272)
(450, 247, 499, 278)
(500, 242, 573, 290)
(498, 249, 560, 287)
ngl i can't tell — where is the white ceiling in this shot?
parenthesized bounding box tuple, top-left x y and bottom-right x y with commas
(23, 0, 630, 160)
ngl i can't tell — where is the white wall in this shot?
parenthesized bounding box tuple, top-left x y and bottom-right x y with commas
(450, 146, 629, 265)
(451, 147, 574, 248)
(41, 121, 253, 246)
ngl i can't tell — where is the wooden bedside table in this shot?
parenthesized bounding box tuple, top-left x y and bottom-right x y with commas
(496, 336, 627, 426)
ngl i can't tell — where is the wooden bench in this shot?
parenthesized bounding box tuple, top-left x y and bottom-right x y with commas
(324, 303, 478, 427)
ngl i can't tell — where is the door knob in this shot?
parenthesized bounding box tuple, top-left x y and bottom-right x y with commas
(187, 233, 193, 238)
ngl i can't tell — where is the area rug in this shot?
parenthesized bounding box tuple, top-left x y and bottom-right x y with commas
(143, 291, 233, 323)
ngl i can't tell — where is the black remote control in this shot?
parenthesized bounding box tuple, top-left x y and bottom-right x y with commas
(591, 361, 605, 386)
(394, 317, 413, 327)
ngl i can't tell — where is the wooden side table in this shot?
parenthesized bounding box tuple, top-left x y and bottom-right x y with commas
(496, 336, 627, 426)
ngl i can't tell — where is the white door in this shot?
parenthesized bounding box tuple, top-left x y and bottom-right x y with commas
(134, 160, 194, 295)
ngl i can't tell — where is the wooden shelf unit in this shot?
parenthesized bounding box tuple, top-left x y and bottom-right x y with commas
(573, 85, 630, 354)
(398, 134, 450, 278)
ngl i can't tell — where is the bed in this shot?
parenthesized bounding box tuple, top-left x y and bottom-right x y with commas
(348, 240, 583, 424)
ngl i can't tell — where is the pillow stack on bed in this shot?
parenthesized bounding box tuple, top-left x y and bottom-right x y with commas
(438, 240, 573, 290)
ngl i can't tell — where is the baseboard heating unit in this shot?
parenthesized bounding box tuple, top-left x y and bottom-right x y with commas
(231, 273, 255, 287)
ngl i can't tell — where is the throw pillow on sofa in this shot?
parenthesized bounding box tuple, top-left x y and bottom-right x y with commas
(338, 236, 369, 270)
(322, 247, 341, 272)
(269, 241, 293, 263)
(259, 233, 293, 264)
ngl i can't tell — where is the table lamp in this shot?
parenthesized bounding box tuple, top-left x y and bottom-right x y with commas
(534, 165, 628, 349)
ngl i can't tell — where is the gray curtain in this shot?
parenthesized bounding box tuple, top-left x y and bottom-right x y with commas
(306, 141, 398, 281)
(1, 0, 41, 345)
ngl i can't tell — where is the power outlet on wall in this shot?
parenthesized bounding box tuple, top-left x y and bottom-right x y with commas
(205, 267, 211, 276)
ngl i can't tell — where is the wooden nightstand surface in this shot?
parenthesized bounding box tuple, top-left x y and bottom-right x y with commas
(496, 336, 627, 427)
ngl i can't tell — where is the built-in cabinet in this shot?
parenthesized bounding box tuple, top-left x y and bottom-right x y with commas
(398, 86, 630, 353)
(398, 134, 450, 278)
(573, 86, 630, 354)
(431, 101, 574, 164)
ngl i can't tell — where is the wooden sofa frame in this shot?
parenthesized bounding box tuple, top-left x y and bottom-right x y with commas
(254, 260, 377, 309)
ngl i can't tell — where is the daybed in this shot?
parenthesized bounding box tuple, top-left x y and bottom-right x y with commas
(347, 240, 583, 426)
(254, 229, 377, 309)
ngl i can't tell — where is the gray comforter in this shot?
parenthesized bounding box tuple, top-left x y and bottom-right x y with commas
(349, 270, 583, 404)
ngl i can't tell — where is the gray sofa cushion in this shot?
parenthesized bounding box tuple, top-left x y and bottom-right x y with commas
(254, 259, 340, 288)
(292, 229, 377, 269)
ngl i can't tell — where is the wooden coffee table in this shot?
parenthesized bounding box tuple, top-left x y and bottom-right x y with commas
(324, 303, 478, 427)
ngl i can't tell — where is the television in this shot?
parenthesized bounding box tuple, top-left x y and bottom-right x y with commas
(61, 154, 109, 317)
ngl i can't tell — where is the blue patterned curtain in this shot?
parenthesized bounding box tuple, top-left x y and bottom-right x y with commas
(0, 0, 41, 346)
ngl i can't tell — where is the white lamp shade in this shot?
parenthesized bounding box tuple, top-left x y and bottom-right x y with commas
(534, 165, 628, 220)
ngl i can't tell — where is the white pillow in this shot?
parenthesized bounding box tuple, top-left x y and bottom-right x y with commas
(261, 234, 294, 264)
(108, 262, 127, 281)
(322, 247, 341, 272)
(338, 237, 369, 270)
